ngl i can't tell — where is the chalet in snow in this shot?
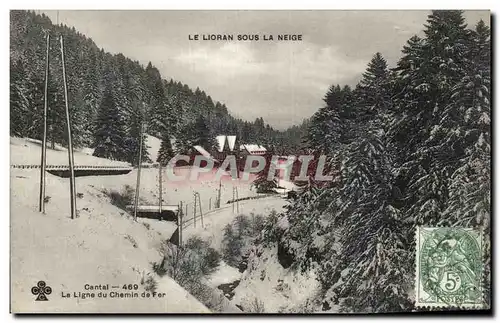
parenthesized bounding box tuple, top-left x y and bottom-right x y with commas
(181, 135, 268, 169)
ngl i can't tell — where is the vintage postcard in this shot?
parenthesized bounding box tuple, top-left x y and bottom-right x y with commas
(10, 10, 491, 314)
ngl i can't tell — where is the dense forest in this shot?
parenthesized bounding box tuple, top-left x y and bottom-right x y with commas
(258, 10, 490, 312)
(10, 10, 303, 165)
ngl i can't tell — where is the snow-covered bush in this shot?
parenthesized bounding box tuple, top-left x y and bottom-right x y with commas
(221, 223, 244, 267)
(141, 275, 158, 294)
(261, 210, 282, 245)
(158, 237, 220, 285)
(244, 297, 266, 313)
(153, 237, 227, 312)
(222, 213, 268, 267)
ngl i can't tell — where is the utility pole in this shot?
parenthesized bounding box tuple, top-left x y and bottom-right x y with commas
(193, 193, 197, 228)
(133, 123, 145, 221)
(217, 180, 222, 208)
(39, 33, 50, 214)
(195, 192, 203, 227)
(60, 35, 77, 219)
(158, 163, 163, 214)
(178, 201, 183, 246)
(236, 187, 239, 213)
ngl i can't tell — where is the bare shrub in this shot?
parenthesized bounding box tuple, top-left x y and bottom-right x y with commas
(245, 297, 266, 313)
(155, 237, 223, 312)
(124, 234, 138, 248)
(107, 185, 135, 211)
(140, 272, 158, 294)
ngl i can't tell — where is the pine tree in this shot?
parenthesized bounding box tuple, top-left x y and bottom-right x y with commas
(92, 88, 127, 161)
(221, 223, 243, 267)
(392, 10, 471, 226)
(125, 106, 151, 165)
(307, 85, 352, 155)
(145, 62, 170, 136)
(445, 19, 490, 227)
(355, 52, 392, 128)
(253, 154, 278, 193)
(46, 75, 67, 149)
(10, 60, 30, 137)
(157, 130, 175, 165)
(192, 114, 216, 150)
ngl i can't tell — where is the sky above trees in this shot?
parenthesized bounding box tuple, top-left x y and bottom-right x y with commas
(42, 10, 489, 129)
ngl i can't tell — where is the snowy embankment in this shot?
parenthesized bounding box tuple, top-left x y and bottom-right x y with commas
(180, 197, 321, 313)
(232, 247, 321, 313)
(10, 137, 209, 313)
(10, 137, 129, 167)
(10, 136, 302, 313)
(180, 193, 308, 313)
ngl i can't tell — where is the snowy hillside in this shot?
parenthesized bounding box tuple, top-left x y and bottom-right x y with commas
(11, 135, 325, 313)
(233, 247, 321, 313)
(10, 167, 209, 313)
(9, 136, 293, 313)
(10, 138, 210, 313)
(10, 137, 129, 167)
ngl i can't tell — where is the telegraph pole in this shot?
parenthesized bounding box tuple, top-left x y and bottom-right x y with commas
(193, 193, 197, 228)
(195, 192, 203, 227)
(217, 180, 222, 208)
(60, 35, 77, 219)
(232, 186, 235, 214)
(133, 123, 144, 221)
(236, 187, 239, 213)
(158, 163, 163, 214)
(39, 33, 50, 214)
(178, 201, 183, 246)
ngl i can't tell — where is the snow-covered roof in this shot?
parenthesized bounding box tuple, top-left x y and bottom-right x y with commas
(240, 144, 267, 155)
(193, 145, 218, 162)
(215, 135, 237, 152)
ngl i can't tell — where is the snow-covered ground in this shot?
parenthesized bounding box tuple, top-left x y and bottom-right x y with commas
(233, 247, 321, 313)
(10, 168, 209, 313)
(10, 137, 129, 167)
(9, 137, 210, 313)
(206, 261, 242, 288)
(10, 136, 298, 313)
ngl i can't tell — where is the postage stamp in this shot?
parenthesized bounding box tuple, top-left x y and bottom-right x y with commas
(415, 227, 484, 308)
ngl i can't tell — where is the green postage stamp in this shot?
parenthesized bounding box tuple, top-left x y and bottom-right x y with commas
(415, 227, 484, 308)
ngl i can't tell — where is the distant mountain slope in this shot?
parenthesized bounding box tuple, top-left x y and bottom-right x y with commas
(10, 10, 295, 164)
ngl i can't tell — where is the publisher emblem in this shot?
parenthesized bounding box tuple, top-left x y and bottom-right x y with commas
(31, 281, 52, 301)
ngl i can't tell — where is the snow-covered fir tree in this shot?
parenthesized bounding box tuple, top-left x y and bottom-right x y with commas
(391, 10, 472, 226)
(92, 87, 128, 161)
(125, 106, 151, 165)
(10, 60, 30, 137)
(157, 130, 176, 166)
